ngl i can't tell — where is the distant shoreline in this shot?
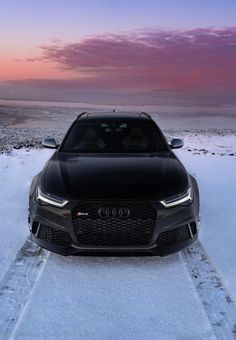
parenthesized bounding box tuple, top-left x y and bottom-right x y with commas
(0, 98, 236, 115)
(0, 100, 236, 130)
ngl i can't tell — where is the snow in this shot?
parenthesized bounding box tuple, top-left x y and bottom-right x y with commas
(176, 150, 236, 299)
(0, 132, 235, 339)
(0, 149, 53, 282)
(12, 254, 215, 340)
(168, 131, 236, 155)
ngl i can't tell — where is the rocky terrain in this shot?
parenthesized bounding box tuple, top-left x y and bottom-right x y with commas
(0, 126, 235, 156)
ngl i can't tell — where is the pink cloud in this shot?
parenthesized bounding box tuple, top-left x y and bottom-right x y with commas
(31, 27, 236, 90)
(5, 27, 232, 93)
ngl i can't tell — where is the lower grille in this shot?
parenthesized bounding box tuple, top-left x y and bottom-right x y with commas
(156, 224, 194, 247)
(38, 224, 72, 247)
(72, 201, 156, 246)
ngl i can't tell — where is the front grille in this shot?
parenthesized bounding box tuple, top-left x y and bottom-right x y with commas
(72, 201, 156, 246)
(156, 225, 193, 247)
(38, 224, 72, 247)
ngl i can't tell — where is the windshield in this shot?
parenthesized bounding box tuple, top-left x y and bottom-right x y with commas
(61, 121, 168, 153)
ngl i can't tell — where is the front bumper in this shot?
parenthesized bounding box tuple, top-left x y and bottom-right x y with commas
(30, 233, 197, 256)
(29, 196, 199, 256)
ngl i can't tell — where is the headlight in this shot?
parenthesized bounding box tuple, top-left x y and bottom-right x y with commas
(160, 187, 193, 208)
(36, 187, 69, 208)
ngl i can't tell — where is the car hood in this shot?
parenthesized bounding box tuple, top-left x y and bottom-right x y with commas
(42, 152, 189, 201)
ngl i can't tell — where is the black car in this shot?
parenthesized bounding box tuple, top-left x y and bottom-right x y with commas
(29, 112, 200, 256)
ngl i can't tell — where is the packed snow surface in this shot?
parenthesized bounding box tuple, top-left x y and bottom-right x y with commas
(0, 149, 52, 282)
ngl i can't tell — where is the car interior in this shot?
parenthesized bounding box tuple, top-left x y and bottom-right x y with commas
(62, 122, 166, 153)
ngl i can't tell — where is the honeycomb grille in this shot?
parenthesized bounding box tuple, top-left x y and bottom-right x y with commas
(156, 225, 192, 247)
(72, 201, 156, 246)
(38, 224, 72, 246)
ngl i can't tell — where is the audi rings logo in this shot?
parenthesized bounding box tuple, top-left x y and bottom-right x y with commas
(98, 207, 130, 219)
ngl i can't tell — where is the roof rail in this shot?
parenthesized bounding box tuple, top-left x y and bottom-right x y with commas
(77, 112, 88, 119)
(140, 112, 152, 119)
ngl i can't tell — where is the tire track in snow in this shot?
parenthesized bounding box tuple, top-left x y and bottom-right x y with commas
(0, 238, 48, 340)
(1, 236, 235, 339)
(182, 240, 236, 339)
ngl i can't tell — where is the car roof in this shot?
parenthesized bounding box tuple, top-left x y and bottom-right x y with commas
(76, 111, 152, 121)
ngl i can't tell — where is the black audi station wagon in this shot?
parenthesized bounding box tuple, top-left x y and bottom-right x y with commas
(29, 112, 200, 255)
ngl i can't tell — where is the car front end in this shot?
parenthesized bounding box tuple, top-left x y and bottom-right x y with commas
(29, 176, 199, 256)
(29, 112, 200, 256)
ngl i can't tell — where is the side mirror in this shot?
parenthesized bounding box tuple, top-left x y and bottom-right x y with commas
(42, 138, 57, 149)
(169, 138, 184, 149)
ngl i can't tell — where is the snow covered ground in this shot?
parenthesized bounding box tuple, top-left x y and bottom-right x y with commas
(176, 151, 236, 299)
(0, 149, 52, 283)
(0, 132, 236, 339)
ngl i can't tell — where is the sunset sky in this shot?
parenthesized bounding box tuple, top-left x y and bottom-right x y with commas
(1, 0, 236, 105)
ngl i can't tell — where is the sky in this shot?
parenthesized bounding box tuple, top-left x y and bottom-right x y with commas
(0, 0, 236, 105)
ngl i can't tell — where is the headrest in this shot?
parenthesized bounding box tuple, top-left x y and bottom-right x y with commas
(130, 127, 143, 139)
(85, 128, 98, 140)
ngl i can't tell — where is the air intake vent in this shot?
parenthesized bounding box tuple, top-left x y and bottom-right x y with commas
(72, 201, 156, 246)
